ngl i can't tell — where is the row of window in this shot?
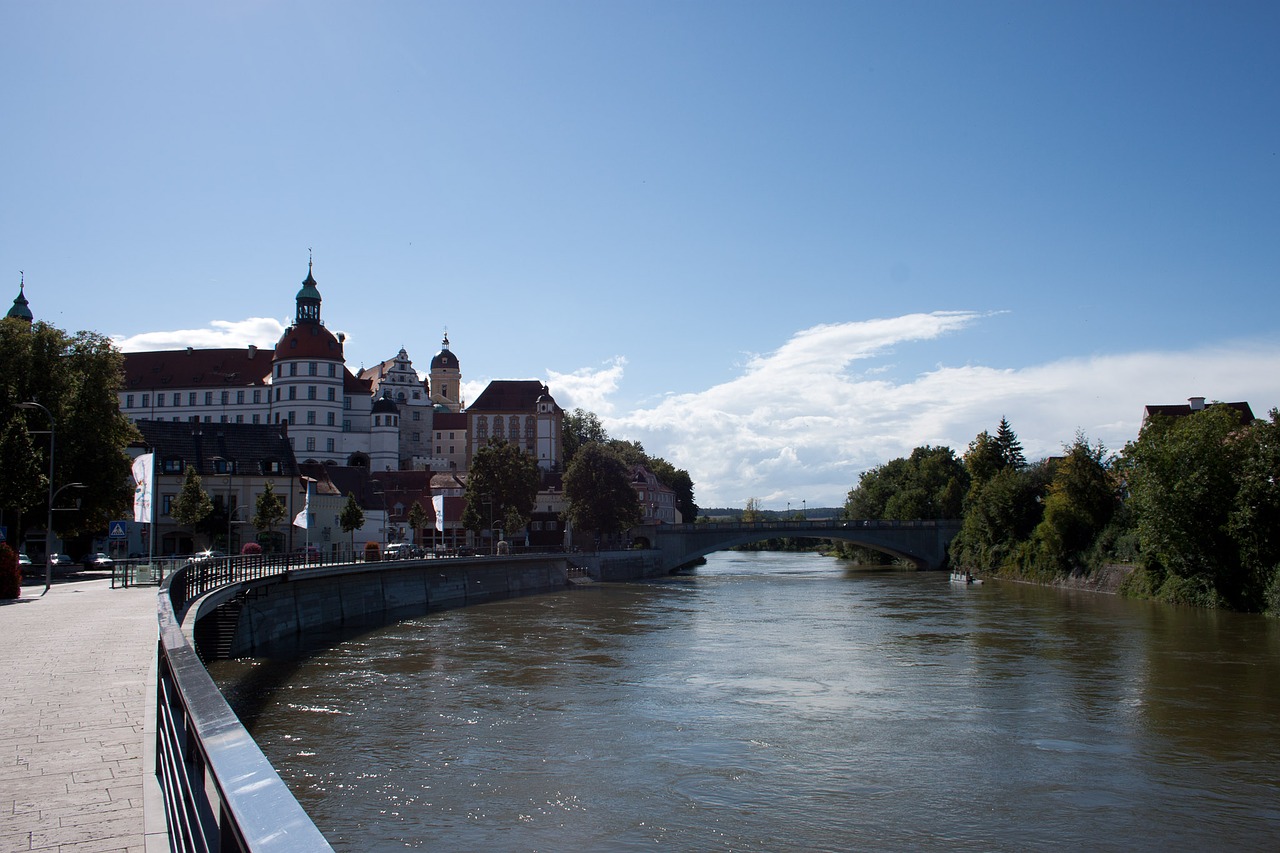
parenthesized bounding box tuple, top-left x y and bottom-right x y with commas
(159, 457, 282, 475)
(126, 390, 265, 408)
(273, 385, 338, 402)
(275, 361, 339, 378)
(473, 416, 537, 440)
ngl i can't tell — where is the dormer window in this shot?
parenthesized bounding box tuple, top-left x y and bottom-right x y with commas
(261, 460, 282, 475)
(162, 458, 184, 474)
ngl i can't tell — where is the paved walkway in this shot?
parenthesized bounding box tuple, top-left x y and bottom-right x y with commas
(0, 576, 166, 853)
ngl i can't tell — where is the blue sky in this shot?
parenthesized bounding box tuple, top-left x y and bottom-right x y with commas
(4, 1, 1278, 509)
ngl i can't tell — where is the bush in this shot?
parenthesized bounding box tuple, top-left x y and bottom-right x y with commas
(0, 543, 20, 600)
(240, 542, 262, 556)
(364, 541, 381, 562)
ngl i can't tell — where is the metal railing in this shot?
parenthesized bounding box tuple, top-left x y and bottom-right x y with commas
(156, 560, 334, 852)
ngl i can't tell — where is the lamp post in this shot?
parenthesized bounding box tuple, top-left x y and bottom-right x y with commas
(211, 457, 236, 554)
(14, 401, 67, 595)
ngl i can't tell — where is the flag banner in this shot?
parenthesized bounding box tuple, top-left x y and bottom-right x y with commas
(432, 494, 445, 532)
(132, 453, 153, 523)
(294, 481, 311, 529)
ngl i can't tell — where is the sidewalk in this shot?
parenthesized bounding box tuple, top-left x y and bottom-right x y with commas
(0, 576, 165, 853)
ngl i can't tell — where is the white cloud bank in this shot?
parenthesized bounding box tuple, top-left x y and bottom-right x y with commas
(556, 313, 1280, 510)
(113, 318, 287, 351)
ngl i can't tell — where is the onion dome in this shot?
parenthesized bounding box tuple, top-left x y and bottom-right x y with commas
(7, 274, 33, 323)
(431, 332, 459, 370)
(371, 392, 399, 416)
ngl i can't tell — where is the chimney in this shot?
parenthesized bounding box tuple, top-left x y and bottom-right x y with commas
(1189, 396, 1206, 411)
(248, 344, 257, 358)
(186, 347, 193, 356)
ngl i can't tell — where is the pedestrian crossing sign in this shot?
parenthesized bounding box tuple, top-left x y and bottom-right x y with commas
(109, 521, 128, 539)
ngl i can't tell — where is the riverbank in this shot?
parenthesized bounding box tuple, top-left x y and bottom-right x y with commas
(984, 562, 1135, 594)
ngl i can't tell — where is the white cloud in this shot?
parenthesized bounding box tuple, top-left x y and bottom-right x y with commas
(603, 314, 1280, 510)
(546, 357, 627, 415)
(113, 317, 287, 351)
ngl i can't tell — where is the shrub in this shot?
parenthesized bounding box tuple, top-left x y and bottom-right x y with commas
(0, 543, 20, 600)
(364, 541, 381, 562)
(240, 542, 262, 555)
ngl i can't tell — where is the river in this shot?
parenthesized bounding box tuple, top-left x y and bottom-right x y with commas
(210, 551, 1280, 851)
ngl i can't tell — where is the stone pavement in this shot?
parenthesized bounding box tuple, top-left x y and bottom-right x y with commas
(0, 576, 166, 853)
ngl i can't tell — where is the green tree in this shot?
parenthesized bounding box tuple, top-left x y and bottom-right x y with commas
(462, 438, 539, 537)
(1030, 432, 1117, 574)
(845, 446, 967, 520)
(1229, 410, 1280, 613)
(169, 466, 214, 547)
(995, 416, 1027, 469)
(339, 492, 365, 556)
(1126, 405, 1251, 607)
(407, 500, 429, 547)
(0, 418, 45, 538)
(1, 319, 138, 540)
(563, 442, 641, 540)
(952, 461, 1052, 571)
(253, 481, 287, 551)
(742, 497, 764, 522)
(562, 408, 609, 467)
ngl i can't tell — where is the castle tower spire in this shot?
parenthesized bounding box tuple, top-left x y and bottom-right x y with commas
(6, 272, 33, 323)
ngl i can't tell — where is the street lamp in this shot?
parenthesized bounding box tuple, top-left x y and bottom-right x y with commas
(210, 457, 237, 553)
(13, 401, 76, 595)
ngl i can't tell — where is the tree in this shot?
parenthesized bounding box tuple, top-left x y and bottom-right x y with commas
(1, 319, 139, 542)
(1126, 405, 1250, 607)
(742, 497, 764, 522)
(562, 442, 641, 539)
(407, 500, 429, 547)
(1030, 432, 1117, 574)
(253, 481, 287, 551)
(845, 446, 968, 521)
(1229, 410, 1280, 612)
(0, 418, 45, 538)
(462, 439, 539, 538)
(562, 408, 608, 467)
(339, 492, 365, 556)
(995, 416, 1027, 469)
(169, 466, 213, 547)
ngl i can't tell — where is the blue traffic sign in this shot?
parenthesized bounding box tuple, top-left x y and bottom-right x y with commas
(109, 521, 128, 540)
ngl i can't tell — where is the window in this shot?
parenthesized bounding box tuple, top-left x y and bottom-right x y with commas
(236, 415, 244, 423)
(449, 432, 455, 440)
(308, 386, 316, 400)
(189, 392, 197, 406)
(290, 363, 297, 376)
(343, 420, 351, 432)
(412, 432, 420, 441)
(189, 415, 199, 423)
(309, 362, 317, 376)
(449, 446, 454, 454)
(327, 412, 335, 425)
(220, 415, 228, 423)
(326, 438, 335, 452)
(412, 411, 420, 421)
(221, 391, 229, 405)
(213, 459, 233, 474)
(141, 394, 150, 407)
(252, 414, 260, 424)
(204, 415, 212, 422)
(157, 393, 165, 407)
(262, 460, 282, 474)
(237, 390, 245, 405)
(328, 364, 336, 377)
(274, 388, 280, 401)
(412, 391, 420, 400)
(306, 410, 316, 425)
(253, 390, 261, 404)
(441, 384, 448, 398)
(205, 392, 213, 406)
(306, 437, 316, 451)
(276, 365, 282, 378)
(436, 446, 441, 454)
(288, 386, 297, 400)
(327, 388, 335, 401)
(343, 397, 351, 410)
(288, 411, 296, 425)
(162, 458, 184, 474)
(162, 495, 174, 516)
(126, 394, 134, 408)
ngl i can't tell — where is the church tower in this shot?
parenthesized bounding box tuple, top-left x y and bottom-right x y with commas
(429, 333, 463, 413)
(6, 274, 33, 324)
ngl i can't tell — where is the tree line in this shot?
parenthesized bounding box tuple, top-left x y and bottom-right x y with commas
(841, 412, 1280, 615)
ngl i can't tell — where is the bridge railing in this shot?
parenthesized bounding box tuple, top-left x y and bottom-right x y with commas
(662, 518, 956, 533)
(156, 560, 334, 852)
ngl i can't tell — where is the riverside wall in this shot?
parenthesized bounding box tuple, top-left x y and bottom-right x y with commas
(199, 556, 572, 659)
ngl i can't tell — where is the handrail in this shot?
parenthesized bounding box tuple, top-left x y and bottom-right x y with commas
(156, 560, 334, 852)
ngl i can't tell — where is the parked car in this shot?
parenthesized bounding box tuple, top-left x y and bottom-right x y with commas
(80, 552, 115, 569)
(192, 549, 226, 563)
(384, 542, 424, 560)
(18, 552, 35, 575)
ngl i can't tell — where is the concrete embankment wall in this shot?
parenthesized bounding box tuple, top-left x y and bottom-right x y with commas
(204, 557, 571, 658)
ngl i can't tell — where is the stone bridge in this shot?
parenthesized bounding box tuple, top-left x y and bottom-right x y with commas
(623, 519, 962, 576)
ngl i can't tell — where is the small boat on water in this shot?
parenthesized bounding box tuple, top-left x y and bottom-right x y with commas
(950, 569, 982, 585)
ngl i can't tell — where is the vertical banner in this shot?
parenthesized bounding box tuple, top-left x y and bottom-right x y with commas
(432, 494, 445, 532)
(132, 453, 154, 523)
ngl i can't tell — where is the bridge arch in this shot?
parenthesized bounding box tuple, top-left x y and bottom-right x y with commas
(629, 519, 961, 575)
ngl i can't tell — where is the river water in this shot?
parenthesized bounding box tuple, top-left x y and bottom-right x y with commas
(210, 552, 1280, 851)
